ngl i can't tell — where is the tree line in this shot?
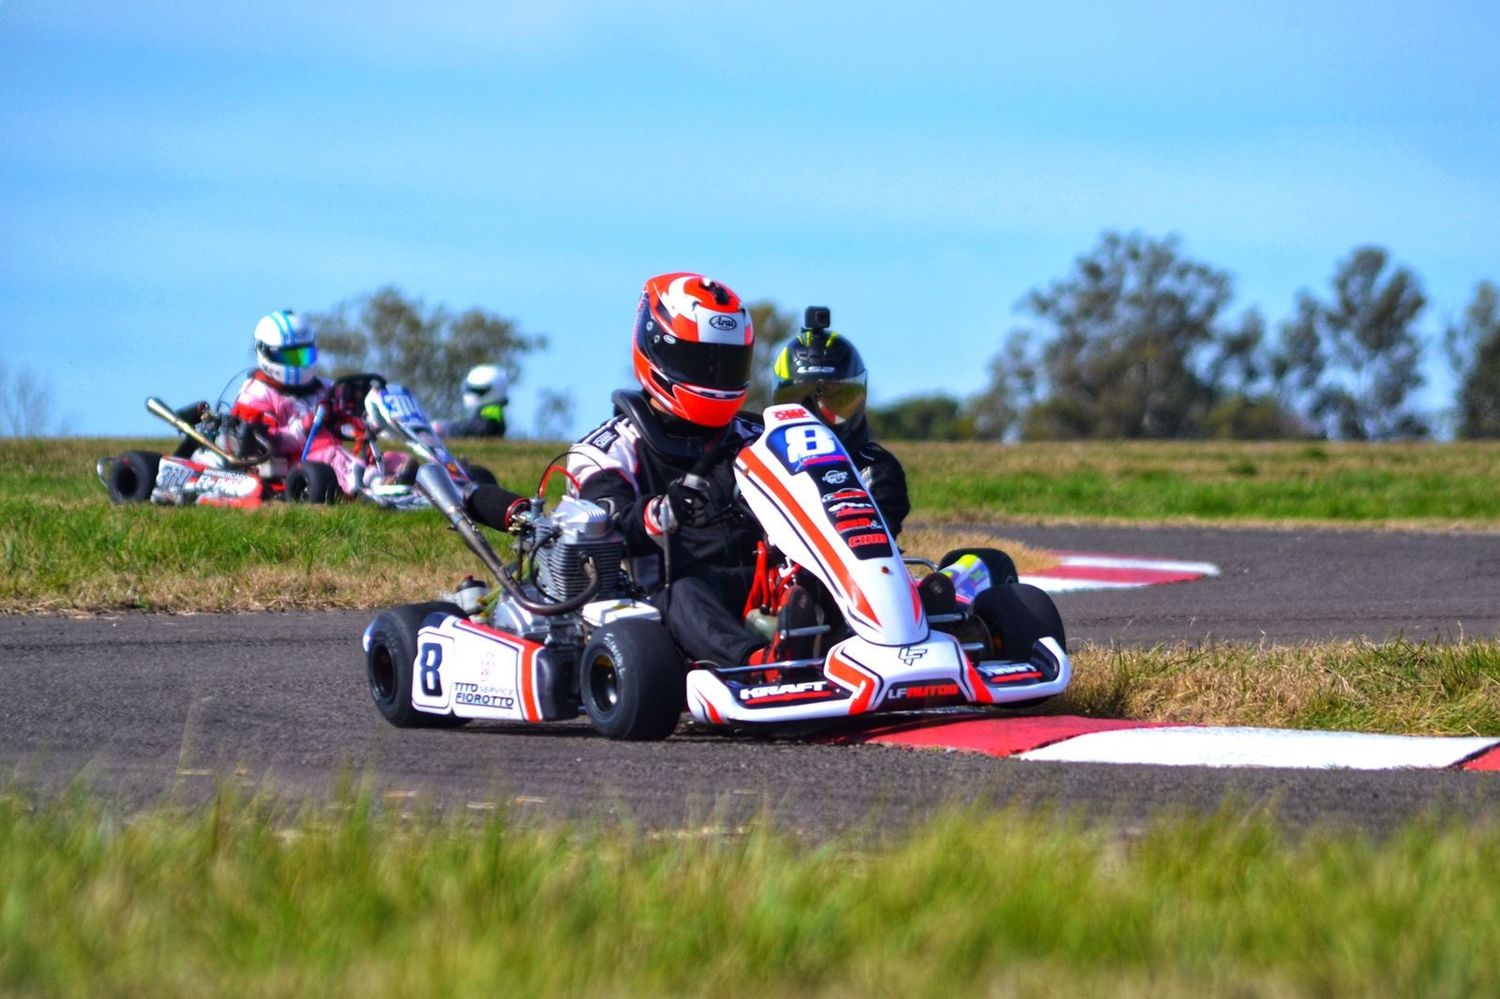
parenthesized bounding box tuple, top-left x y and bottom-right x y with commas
(857, 232, 1500, 442)
(5, 237, 1495, 440)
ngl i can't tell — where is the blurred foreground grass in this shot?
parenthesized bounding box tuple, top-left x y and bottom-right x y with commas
(3, 788, 1498, 997)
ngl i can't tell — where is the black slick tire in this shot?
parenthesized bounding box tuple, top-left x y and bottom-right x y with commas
(286, 460, 340, 504)
(578, 619, 683, 741)
(971, 582, 1066, 661)
(464, 463, 499, 488)
(106, 450, 162, 504)
(364, 601, 469, 728)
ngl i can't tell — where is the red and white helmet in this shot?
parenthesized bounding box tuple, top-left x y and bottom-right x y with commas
(632, 272, 754, 427)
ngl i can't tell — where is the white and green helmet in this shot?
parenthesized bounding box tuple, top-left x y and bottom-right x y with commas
(253, 309, 318, 387)
(462, 363, 508, 417)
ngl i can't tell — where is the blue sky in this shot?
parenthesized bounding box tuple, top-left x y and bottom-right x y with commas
(3, 1, 1497, 437)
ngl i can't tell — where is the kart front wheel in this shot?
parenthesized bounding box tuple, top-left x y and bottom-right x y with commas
(365, 601, 469, 728)
(938, 547, 1019, 587)
(464, 463, 499, 488)
(105, 450, 162, 504)
(972, 582, 1066, 661)
(579, 620, 683, 741)
(286, 460, 339, 504)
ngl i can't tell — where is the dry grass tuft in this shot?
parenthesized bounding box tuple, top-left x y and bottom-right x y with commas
(899, 526, 1054, 574)
(1057, 639, 1500, 735)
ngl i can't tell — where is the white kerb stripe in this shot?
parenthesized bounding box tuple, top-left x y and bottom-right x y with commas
(1059, 555, 1221, 576)
(1019, 576, 1148, 593)
(1019, 726, 1500, 770)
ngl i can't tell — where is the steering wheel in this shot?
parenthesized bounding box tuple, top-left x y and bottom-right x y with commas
(325, 373, 387, 441)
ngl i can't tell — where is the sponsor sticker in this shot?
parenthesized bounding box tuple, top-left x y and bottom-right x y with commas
(886, 681, 961, 701)
(737, 679, 834, 706)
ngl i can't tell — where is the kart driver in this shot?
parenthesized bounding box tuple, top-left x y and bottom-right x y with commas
(560, 272, 816, 668)
(770, 308, 910, 536)
(229, 309, 407, 494)
(435, 363, 508, 439)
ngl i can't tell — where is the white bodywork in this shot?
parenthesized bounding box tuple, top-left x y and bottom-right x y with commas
(686, 405, 1072, 727)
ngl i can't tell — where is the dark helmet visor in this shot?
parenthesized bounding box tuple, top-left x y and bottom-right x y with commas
(639, 326, 752, 392)
(773, 374, 867, 425)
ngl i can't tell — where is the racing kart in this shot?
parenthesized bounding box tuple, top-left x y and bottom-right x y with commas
(98, 374, 494, 508)
(363, 400, 1070, 741)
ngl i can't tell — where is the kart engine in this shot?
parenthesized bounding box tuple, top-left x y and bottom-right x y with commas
(530, 496, 627, 603)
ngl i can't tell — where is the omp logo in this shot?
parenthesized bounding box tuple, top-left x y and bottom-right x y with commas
(708, 315, 739, 331)
(898, 647, 928, 665)
(769, 406, 808, 421)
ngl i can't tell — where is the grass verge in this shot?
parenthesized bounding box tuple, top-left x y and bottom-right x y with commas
(1060, 639, 1500, 736)
(2, 438, 1051, 613)
(899, 438, 1500, 528)
(3, 788, 1498, 997)
(7, 435, 1499, 613)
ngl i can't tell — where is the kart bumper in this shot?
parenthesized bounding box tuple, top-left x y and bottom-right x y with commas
(685, 632, 1071, 727)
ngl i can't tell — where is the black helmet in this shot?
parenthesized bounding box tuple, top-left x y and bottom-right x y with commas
(771, 307, 868, 439)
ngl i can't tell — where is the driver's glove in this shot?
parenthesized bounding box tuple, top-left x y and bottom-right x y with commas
(642, 475, 713, 539)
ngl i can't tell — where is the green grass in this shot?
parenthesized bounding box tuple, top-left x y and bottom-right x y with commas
(5, 436, 1499, 613)
(898, 439, 1500, 526)
(3, 789, 1498, 997)
(1060, 639, 1500, 736)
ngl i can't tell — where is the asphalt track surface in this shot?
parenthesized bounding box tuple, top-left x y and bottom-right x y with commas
(4, 524, 1498, 836)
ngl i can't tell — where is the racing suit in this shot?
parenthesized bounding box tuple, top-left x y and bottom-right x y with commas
(229, 370, 402, 494)
(839, 421, 910, 537)
(565, 390, 765, 667)
(436, 406, 506, 439)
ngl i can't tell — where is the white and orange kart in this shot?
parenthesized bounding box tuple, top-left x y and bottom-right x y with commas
(362, 404, 1070, 741)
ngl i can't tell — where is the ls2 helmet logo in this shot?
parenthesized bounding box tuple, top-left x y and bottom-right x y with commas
(769, 423, 844, 473)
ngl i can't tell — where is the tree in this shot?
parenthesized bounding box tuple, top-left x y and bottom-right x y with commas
(1273, 247, 1429, 440)
(867, 393, 974, 440)
(1444, 281, 1500, 438)
(0, 360, 61, 437)
(309, 286, 545, 419)
(533, 388, 575, 441)
(982, 231, 1273, 440)
(742, 301, 797, 415)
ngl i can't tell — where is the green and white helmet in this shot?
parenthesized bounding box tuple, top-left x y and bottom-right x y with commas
(462, 363, 509, 417)
(252, 309, 317, 388)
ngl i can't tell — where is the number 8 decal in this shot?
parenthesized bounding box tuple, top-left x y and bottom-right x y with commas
(418, 642, 443, 696)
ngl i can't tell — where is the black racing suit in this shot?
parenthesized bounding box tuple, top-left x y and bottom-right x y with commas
(438, 410, 506, 438)
(565, 391, 765, 666)
(839, 419, 910, 538)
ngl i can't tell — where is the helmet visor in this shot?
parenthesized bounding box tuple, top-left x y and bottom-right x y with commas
(648, 336, 752, 392)
(265, 344, 317, 368)
(773, 375, 866, 425)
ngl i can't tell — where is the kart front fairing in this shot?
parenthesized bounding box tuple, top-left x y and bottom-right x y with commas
(685, 404, 1071, 727)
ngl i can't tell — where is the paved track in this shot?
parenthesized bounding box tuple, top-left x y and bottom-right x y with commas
(3, 525, 1497, 835)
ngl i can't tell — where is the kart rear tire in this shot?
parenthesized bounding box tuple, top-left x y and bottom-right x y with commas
(106, 450, 161, 504)
(938, 547, 1019, 587)
(464, 463, 498, 488)
(286, 461, 340, 504)
(579, 619, 683, 741)
(971, 582, 1066, 661)
(365, 601, 470, 728)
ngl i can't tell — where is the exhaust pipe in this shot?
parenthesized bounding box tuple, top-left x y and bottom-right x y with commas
(415, 463, 510, 582)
